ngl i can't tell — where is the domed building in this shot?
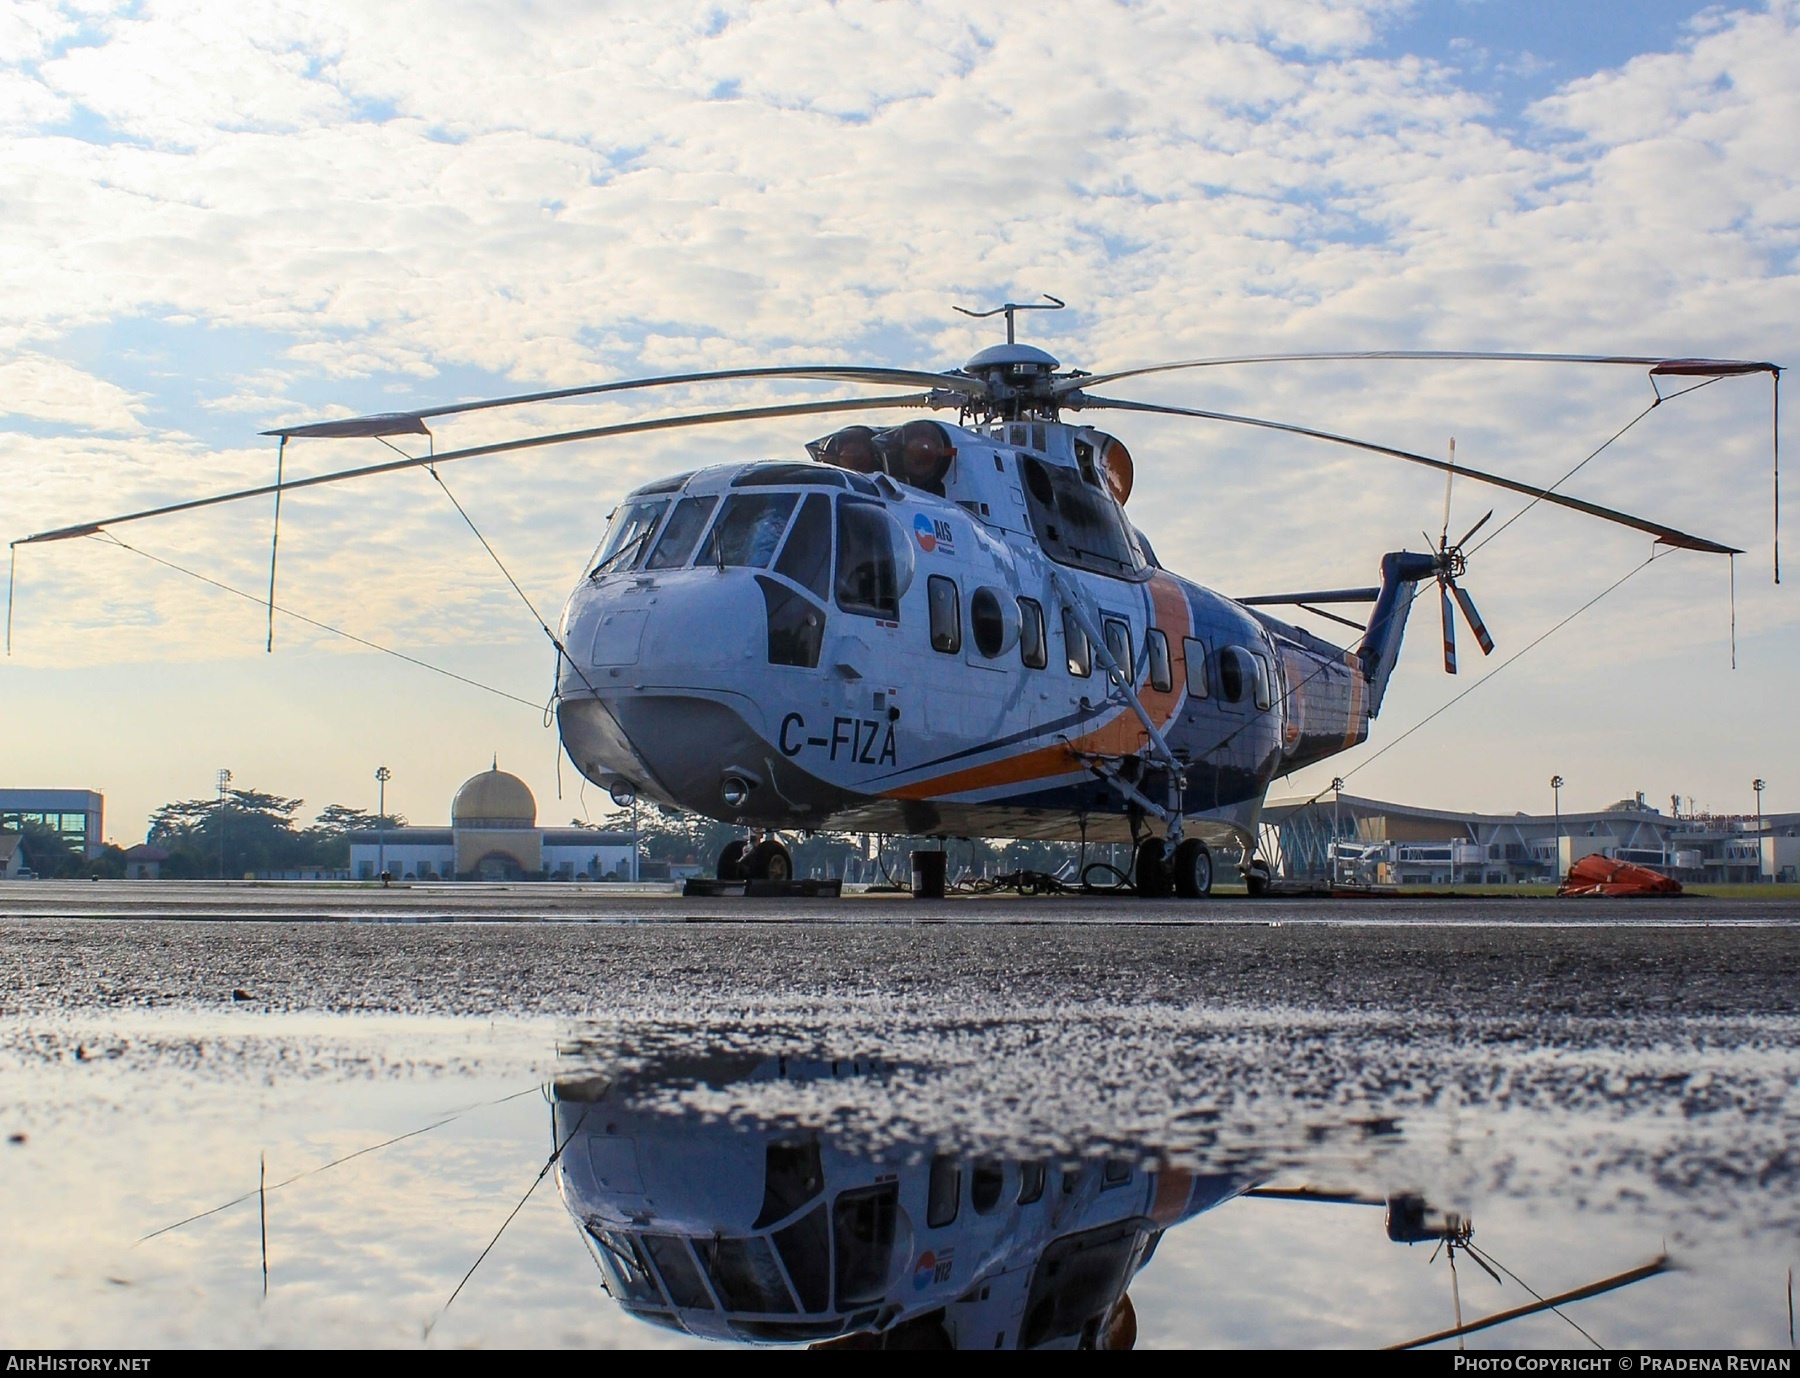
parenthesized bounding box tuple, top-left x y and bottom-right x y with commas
(347, 763, 635, 882)
(453, 767, 540, 880)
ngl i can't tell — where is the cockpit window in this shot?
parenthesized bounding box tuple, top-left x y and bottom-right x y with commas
(832, 1184, 899, 1308)
(645, 495, 718, 570)
(696, 1236, 796, 1315)
(591, 498, 669, 576)
(1018, 455, 1146, 580)
(734, 462, 846, 488)
(834, 498, 900, 620)
(643, 1234, 715, 1311)
(773, 493, 832, 600)
(772, 1204, 831, 1313)
(704, 492, 799, 568)
(589, 1225, 663, 1305)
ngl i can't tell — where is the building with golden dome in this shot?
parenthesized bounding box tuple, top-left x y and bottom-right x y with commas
(347, 764, 634, 881)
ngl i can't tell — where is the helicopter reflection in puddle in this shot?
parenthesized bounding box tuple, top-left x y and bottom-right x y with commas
(547, 1047, 1451, 1350)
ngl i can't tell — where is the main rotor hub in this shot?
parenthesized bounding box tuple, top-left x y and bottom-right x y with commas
(959, 342, 1064, 423)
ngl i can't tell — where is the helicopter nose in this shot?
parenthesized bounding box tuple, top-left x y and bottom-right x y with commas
(560, 573, 764, 696)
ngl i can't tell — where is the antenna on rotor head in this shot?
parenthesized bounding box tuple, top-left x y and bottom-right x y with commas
(955, 294, 1065, 344)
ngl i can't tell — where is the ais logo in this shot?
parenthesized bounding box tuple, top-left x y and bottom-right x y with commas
(913, 513, 955, 554)
(913, 1248, 955, 1290)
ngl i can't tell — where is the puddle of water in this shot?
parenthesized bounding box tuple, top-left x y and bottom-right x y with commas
(2, 999, 1796, 1349)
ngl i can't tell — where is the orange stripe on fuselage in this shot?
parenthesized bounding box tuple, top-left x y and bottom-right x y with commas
(1343, 649, 1364, 749)
(885, 573, 1195, 801)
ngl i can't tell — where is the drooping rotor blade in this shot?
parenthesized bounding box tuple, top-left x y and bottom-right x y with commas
(1387, 1253, 1671, 1350)
(1054, 351, 1780, 398)
(13, 393, 931, 548)
(1452, 582, 1496, 656)
(1440, 579, 1458, 675)
(264, 366, 981, 439)
(1074, 394, 1743, 555)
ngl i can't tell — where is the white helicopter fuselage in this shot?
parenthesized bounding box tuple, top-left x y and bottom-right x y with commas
(555, 415, 1403, 853)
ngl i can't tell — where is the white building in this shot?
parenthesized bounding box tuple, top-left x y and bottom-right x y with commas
(348, 767, 635, 881)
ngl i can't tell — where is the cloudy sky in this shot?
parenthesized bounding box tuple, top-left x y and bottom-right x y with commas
(2, 0, 1794, 843)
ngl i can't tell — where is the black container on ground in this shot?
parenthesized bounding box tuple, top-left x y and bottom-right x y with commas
(911, 850, 948, 900)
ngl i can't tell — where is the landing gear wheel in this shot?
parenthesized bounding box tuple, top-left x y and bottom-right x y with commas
(1133, 838, 1172, 899)
(1173, 838, 1213, 898)
(716, 840, 749, 881)
(1244, 859, 1272, 898)
(745, 839, 793, 882)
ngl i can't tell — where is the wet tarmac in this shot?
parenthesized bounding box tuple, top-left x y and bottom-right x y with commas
(2, 887, 1796, 1349)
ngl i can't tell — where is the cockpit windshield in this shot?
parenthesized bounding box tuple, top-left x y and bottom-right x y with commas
(704, 493, 799, 568)
(645, 495, 718, 570)
(591, 498, 670, 577)
(1017, 456, 1146, 580)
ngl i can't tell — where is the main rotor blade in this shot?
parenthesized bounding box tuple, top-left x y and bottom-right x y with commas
(265, 366, 981, 438)
(1452, 582, 1496, 656)
(1075, 394, 1743, 555)
(1388, 1253, 1671, 1350)
(14, 394, 930, 548)
(1054, 351, 1780, 397)
(1440, 579, 1458, 675)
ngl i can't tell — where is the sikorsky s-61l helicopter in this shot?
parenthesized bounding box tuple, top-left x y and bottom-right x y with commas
(11, 299, 1782, 895)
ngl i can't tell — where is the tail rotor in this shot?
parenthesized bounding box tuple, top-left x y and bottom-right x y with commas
(1431, 439, 1498, 675)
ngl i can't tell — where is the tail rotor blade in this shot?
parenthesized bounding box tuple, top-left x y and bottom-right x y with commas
(1456, 508, 1495, 550)
(1452, 582, 1497, 655)
(1440, 438, 1457, 550)
(1440, 578, 1458, 674)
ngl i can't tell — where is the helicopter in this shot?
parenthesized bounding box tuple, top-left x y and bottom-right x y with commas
(547, 1038, 1672, 1350)
(10, 299, 1780, 895)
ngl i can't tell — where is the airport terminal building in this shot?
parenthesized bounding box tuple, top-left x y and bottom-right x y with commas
(347, 767, 634, 881)
(1263, 791, 1800, 886)
(0, 788, 105, 860)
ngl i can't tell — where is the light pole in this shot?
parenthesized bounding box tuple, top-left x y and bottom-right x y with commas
(375, 765, 392, 882)
(1550, 775, 1564, 882)
(1753, 778, 1766, 882)
(1331, 777, 1344, 884)
(215, 768, 232, 880)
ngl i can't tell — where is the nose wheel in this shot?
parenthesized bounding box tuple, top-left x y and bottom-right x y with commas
(1134, 837, 1214, 899)
(716, 837, 793, 882)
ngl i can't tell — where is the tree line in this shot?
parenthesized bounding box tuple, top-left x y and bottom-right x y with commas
(11, 789, 406, 879)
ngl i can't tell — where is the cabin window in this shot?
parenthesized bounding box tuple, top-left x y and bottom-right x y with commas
(1183, 637, 1209, 697)
(927, 575, 961, 653)
(833, 1185, 898, 1308)
(1017, 1160, 1047, 1205)
(643, 1234, 715, 1311)
(1017, 454, 1146, 580)
(758, 576, 825, 669)
(1219, 646, 1252, 704)
(1146, 629, 1172, 692)
(926, 1154, 961, 1228)
(1018, 597, 1047, 669)
(773, 493, 832, 599)
(971, 1160, 1005, 1215)
(1103, 618, 1132, 679)
(970, 587, 1007, 658)
(1063, 608, 1091, 677)
(1253, 652, 1275, 711)
(591, 498, 669, 576)
(834, 499, 901, 619)
(645, 494, 717, 570)
(704, 492, 798, 568)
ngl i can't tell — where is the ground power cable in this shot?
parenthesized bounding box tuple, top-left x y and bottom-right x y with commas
(423, 1105, 591, 1339)
(136, 1084, 544, 1244)
(1462, 1240, 1604, 1350)
(85, 532, 542, 712)
(391, 441, 606, 705)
